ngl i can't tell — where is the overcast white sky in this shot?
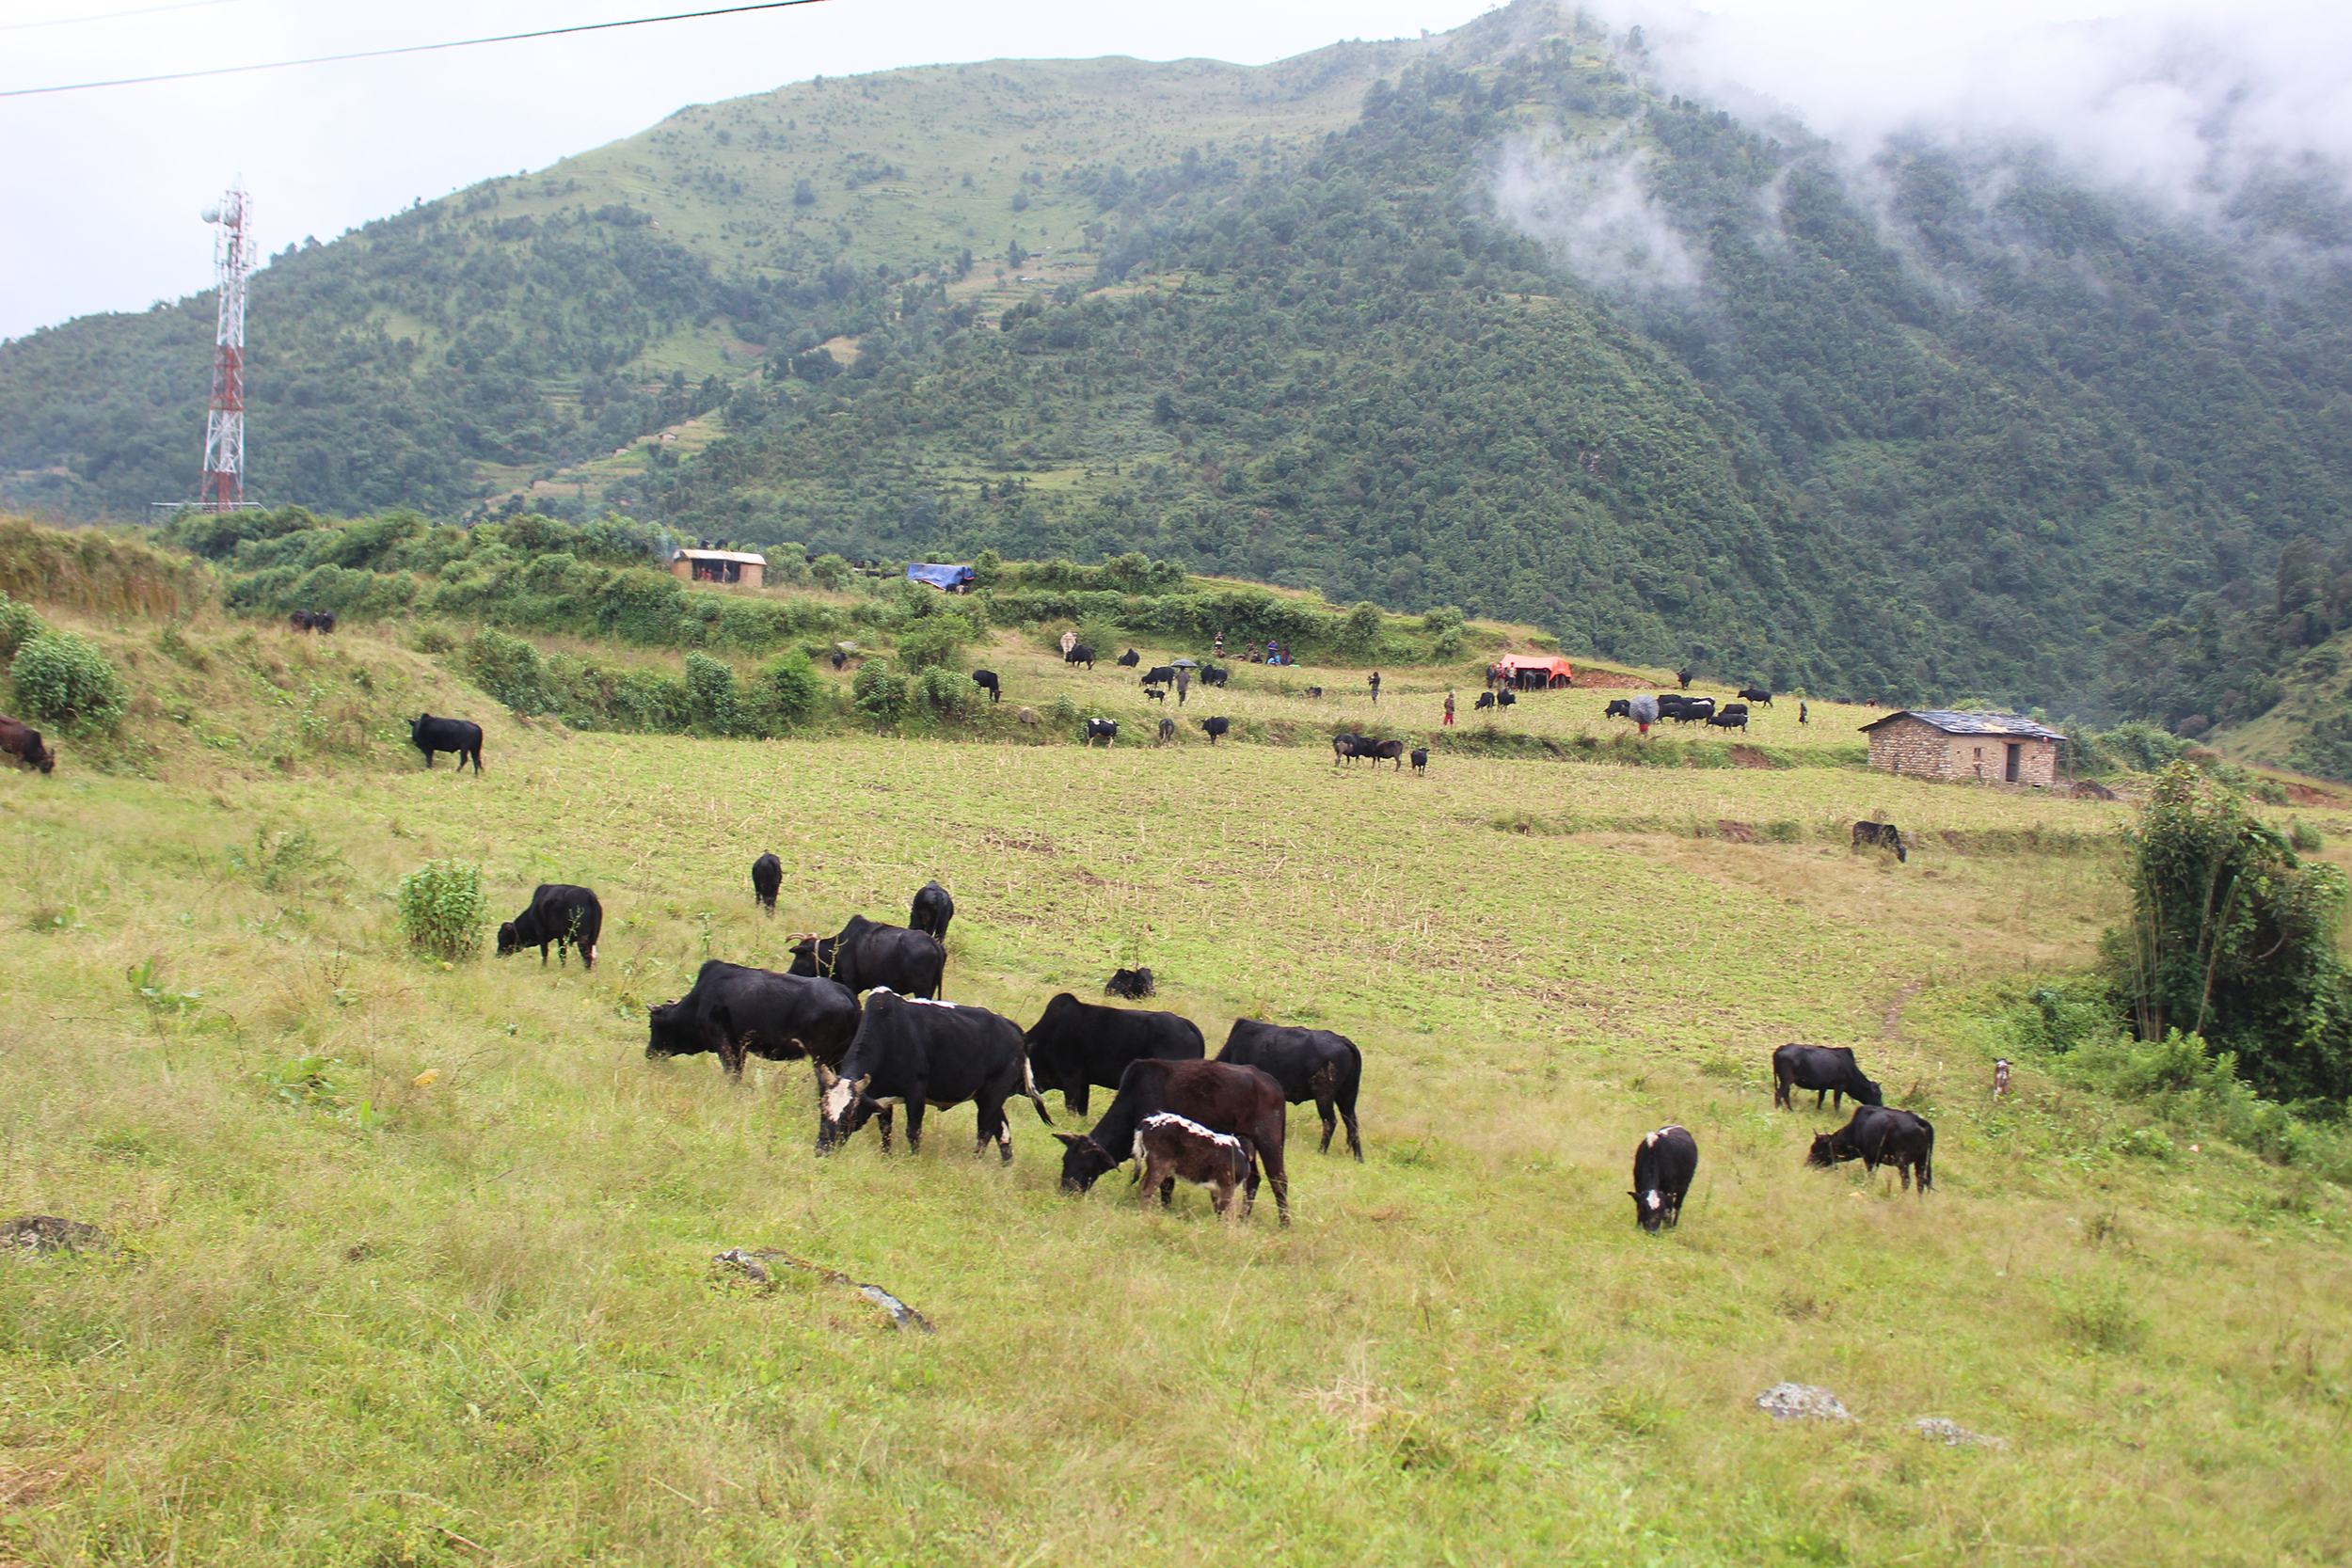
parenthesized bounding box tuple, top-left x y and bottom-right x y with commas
(1, 0, 2335, 341)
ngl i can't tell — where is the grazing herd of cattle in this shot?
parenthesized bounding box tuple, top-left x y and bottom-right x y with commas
(483, 855, 1935, 1228)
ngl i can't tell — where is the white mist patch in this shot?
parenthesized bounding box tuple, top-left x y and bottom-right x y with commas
(1489, 128, 1706, 298)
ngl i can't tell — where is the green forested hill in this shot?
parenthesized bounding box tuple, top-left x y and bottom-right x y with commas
(5, 1, 2351, 720)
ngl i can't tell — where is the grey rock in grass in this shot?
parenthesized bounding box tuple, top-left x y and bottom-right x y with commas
(1913, 1417, 2007, 1449)
(4, 1215, 109, 1258)
(1756, 1383, 1853, 1423)
(714, 1246, 933, 1334)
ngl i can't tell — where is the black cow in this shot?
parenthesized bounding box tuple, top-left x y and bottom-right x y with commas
(1085, 718, 1119, 747)
(1681, 697, 1717, 723)
(497, 884, 601, 971)
(409, 713, 484, 773)
(1135, 1115, 1256, 1218)
(1497, 689, 1516, 707)
(1629, 1124, 1699, 1233)
(1332, 733, 1365, 766)
(646, 960, 859, 1079)
(289, 610, 314, 632)
(1199, 716, 1230, 744)
(1706, 710, 1748, 734)
(1023, 991, 1207, 1117)
(310, 610, 337, 634)
(1158, 716, 1176, 745)
(1410, 747, 1427, 773)
(909, 880, 953, 944)
(1737, 686, 1774, 705)
(1363, 738, 1406, 769)
(816, 990, 1053, 1161)
(1676, 669, 1693, 689)
(1200, 664, 1229, 688)
(1216, 1018, 1362, 1160)
(972, 670, 1001, 702)
(751, 852, 782, 912)
(1302, 687, 1324, 698)
(0, 716, 55, 774)
(1772, 1043, 1883, 1111)
(1477, 691, 1499, 711)
(1603, 698, 1630, 720)
(787, 914, 946, 998)
(1065, 644, 1095, 670)
(1658, 693, 1692, 718)
(1141, 666, 1177, 688)
(1143, 686, 1167, 704)
(1104, 966, 1155, 999)
(1852, 821, 1907, 863)
(1053, 1058, 1290, 1223)
(830, 649, 850, 671)
(1117, 648, 1141, 667)
(1808, 1105, 1934, 1192)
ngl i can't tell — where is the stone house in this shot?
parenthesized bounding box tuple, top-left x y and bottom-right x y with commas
(1860, 710, 2064, 785)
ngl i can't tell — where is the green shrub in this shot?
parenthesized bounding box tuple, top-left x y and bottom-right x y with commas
(2291, 818, 2325, 852)
(760, 652, 825, 728)
(2254, 778, 2291, 805)
(915, 664, 979, 719)
(10, 631, 126, 734)
(0, 593, 45, 660)
(1048, 693, 1080, 729)
(683, 651, 742, 734)
(852, 659, 910, 726)
(395, 859, 486, 961)
(468, 628, 547, 712)
(894, 613, 973, 671)
(810, 554, 853, 591)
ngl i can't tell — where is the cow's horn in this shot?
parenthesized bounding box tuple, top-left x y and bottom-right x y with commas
(853, 1075, 871, 1095)
(814, 1063, 838, 1088)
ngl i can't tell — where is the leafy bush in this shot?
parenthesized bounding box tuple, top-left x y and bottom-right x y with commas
(395, 859, 486, 961)
(0, 593, 45, 660)
(2291, 818, 2325, 852)
(9, 631, 126, 734)
(469, 627, 547, 712)
(915, 664, 979, 719)
(851, 659, 910, 726)
(810, 554, 853, 591)
(683, 652, 742, 734)
(760, 652, 825, 728)
(1048, 693, 1080, 729)
(2101, 721, 2189, 774)
(894, 613, 973, 671)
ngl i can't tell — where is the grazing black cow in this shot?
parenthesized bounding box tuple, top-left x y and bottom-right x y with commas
(1065, 644, 1095, 670)
(497, 884, 601, 971)
(1022, 991, 1206, 1117)
(1603, 698, 1631, 720)
(1497, 689, 1516, 708)
(751, 852, 782, 912)
(1676, 668, 1693, 689)
(1302, 687, 1324, 698)
(1737, 686, 1774, 705)
(1705, 710, 1748, 734)
(1104, 966, 1155, 999)
(1141, 665, 1176, 688)
(830, 649, 850, 671)
(0, 716, 55, 775)
(1772, 1043, 1883, 1111)
(1410, 747, 1427, 773)
(1084, 718, 1119, 747)
(646, 959, 860, 1079)
(1716, 702, 1749, 719)
(1476, 691, 1499, 711)
(971, 670, 1001, 703)
(409, 713, 484, 773)
(1135, 1114, 1255, 1218)
(1200, 664, 1229, 688)
(816, 991, 1053, 1162)
(1158, 716, 1176, 745)
(1053, 1058, 1290, 1223)
(289, 610, 314, 632)
(1142, 686, 1167, 704)
(1851, 821, 1907, 863)
(1629, 1124, 1699, 1233)
(1808, 1105, 1934, 1192)
(1117, 648, 1141, 667)
(787, 913, 946, 998)
(1199, 716, 1230, 744)
(1363, 738, 1406, 769)
(310, 610, 337, 634)
(1216, 1018, 1362, 1159)
(909, 880, 953, 944)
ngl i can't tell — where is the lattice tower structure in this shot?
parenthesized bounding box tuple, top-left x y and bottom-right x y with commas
(198, 182, 254, 510)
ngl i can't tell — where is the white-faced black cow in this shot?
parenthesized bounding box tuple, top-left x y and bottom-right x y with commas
(909, 880, 954, 944)
(1629, 1124, 1699, 1232)
(1216, 1018, 1362, 1160)
(1772, 1043, 1883, 1111)
(1022, 991, 1205, 1117)
(1135, 1113, 1254, 1219)
(1084, 718, 1118, 747)
(972, 670, 1001, 703)
(498, 884, 601, 970)
(1332, 733, 1369, 767)
(815, 990, 1053, 1161)
(1053, 1058, 1290, 1223)
(751, 852, 782, 913)
(787, 914, 945, 998)
(647, 959, 860, 1079)
(1808, 1105, 1934, 1192)
(409, 713, 484, 772)
(1851, 821, 1907, 863)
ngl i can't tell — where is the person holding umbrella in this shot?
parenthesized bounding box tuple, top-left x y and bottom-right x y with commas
(1171, 657, 1197, 705)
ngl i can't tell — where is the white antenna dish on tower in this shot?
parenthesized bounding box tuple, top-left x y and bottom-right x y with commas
(201, 205, 221, 224)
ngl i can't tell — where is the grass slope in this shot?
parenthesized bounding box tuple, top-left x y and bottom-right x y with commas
(0, 593, 2343, 1564)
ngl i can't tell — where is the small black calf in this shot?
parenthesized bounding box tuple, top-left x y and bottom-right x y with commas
(1104, 966, 1155, 999)
(1629, 1124, 1699, 1233)
(751, 852, 782, 912)
(1477, 691, 1499, 711)
(1410, 747, 1427, 773)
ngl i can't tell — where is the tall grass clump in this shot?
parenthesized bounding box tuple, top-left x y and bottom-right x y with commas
(9, 630, 127, 734)
(395, 859, 486, 961)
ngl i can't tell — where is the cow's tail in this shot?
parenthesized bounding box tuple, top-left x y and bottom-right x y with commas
(1021, 1056, 1054, 1126)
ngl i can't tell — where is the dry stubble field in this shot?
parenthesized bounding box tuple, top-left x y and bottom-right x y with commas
(0, 617, 2344, 1566)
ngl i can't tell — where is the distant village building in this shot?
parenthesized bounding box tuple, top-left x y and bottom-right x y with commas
(1860, 710, 2064, 785)
(670, 548, 765, 588)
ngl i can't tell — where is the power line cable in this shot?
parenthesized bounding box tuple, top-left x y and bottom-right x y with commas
(0, 0, 834, 97)
(4, 0, 246, 34)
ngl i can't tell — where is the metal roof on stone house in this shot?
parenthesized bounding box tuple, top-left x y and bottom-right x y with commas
(1857, 710, 2066, 740)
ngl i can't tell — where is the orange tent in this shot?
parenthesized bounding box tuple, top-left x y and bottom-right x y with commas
(1496, 654, 1574, 687)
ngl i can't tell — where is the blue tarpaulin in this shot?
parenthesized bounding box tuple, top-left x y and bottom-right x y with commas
(905, 563, 976, 591)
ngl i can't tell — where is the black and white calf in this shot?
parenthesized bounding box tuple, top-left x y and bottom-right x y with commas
(1629, 1124, 1699, 1233)
(1134, 1113, 1255, 1217)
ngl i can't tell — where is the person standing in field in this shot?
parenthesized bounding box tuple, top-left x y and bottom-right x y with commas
(1214, 631, 1225, 657)
(1800, 701, 1809, 725)
(1443, 691, 1455, 726)
(1060, 629, 1076, 657)
(1369, 671, 1381, 704)
(1176, 667, 1191, 705)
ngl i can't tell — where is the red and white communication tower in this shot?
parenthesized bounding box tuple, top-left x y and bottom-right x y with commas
(198, 182, 255, 510)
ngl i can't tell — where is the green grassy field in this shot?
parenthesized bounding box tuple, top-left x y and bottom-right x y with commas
(0, 605, 2345, 1566)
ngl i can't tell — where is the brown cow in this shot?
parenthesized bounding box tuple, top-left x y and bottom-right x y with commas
(1135, 1113, 1254, 1219)
(1055, 1058, 1290, 1224)
(0, 716, 55, 774)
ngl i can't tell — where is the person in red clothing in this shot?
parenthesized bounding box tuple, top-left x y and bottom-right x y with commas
(1443, 690, 1455, 726)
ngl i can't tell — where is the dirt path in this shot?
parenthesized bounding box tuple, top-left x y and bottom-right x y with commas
(1882, 980, 1924, 1041)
